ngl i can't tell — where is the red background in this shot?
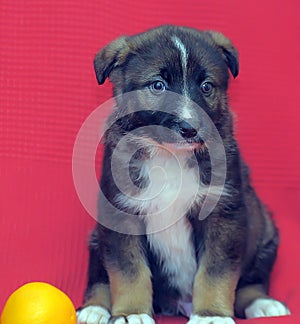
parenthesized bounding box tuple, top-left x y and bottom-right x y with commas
(1, 0, 300, 323)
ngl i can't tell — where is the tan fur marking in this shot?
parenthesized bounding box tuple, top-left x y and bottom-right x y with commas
(206, 32, 236, 53)
(83, 283, 111, 311)
(192, 262, 240, 317)
(109, 262, 153, 317)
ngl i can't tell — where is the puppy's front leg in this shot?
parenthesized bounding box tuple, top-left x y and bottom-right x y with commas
(188, 216, 245, 324)
(106, 234, 154, 324)
(188, 259, 239, 324)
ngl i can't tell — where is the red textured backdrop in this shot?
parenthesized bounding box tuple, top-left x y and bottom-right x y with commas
(1, 0, 300, 323)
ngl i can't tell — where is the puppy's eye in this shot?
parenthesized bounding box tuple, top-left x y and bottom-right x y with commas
(150, 81, 166, 95)
(200, 81, 213, 96)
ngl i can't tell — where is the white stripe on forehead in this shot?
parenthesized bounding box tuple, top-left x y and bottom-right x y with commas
(171, 35, 192, 119)
(171, 36, 188, 66)
(171, 36, 188, 91)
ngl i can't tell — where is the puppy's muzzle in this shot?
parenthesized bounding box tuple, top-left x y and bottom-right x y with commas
(159, 115, 201, 143)
(115, 110, 204, 145)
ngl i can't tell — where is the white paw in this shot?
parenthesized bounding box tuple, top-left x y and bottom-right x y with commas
(113, 314, 155, 324)
(187, 314, 235, 324)
(77, 305, 110, 324)
(245, 298, 291, 318)
(127, 314, 155, 324)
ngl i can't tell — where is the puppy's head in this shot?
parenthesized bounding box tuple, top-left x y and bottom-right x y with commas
(94, 25, 238, 149)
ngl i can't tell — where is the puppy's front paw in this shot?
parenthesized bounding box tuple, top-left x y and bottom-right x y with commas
(77, 305, 110, 324)
(245, 298, 291, 318)
(109, 314, 155, 324)
(187, 315, 235, 324)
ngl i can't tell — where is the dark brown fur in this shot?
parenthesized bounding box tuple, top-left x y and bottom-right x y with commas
(79, 25, 288, 323)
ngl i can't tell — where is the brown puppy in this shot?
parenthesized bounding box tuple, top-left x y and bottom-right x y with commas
(77, 25, 290, 324)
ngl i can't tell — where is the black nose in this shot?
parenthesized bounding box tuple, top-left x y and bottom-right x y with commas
(178, 121, 198, 139)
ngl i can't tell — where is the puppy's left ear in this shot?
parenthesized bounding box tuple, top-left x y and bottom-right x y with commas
(206, 31, 239, 78)
(94, 36, 130, 85)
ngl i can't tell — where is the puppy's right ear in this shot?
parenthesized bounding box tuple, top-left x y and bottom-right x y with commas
(94, 36, 130, 85)
(205, 31, 239, 78)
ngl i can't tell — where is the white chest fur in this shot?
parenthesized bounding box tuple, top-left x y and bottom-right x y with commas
(118, 148, 201, 299)
(143, 151, 198, 300)
(144, 152, 199, 299)
(147, 218, 197, 301)
(136, 149, 200, 225)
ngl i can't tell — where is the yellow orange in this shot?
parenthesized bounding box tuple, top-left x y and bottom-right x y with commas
(1, 282, 76, 324)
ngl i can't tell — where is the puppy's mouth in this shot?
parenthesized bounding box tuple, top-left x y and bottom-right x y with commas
(150, 127, 205, 152)
(162, 141, 201, 152)
(126, 133, 205, 153)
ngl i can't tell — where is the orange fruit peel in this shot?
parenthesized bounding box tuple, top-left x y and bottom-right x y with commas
(1, 282, 76, 324)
